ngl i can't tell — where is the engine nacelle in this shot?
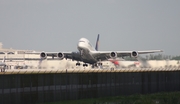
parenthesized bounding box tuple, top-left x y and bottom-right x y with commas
(57, 52, 64, 59)
(40, 52, 47, 59)
(131, 51, 138, 57)
(110, 52, 117, 58)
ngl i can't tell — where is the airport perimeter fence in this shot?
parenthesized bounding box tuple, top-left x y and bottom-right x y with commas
(0, 68, 180, 103)
(2, 67, 180, 74)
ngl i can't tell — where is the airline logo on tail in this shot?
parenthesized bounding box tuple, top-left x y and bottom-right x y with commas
(95, 34, 100, 51)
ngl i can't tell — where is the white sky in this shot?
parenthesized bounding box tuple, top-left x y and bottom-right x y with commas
(0, 0, 180, 55)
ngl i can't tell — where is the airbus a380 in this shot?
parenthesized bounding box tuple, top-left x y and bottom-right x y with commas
(0, 56, 6, 72)
(29, 34, 163, 67)
(0, 56, 6, 66)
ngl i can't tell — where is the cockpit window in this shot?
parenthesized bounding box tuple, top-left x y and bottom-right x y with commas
(79, 41, 85, 42)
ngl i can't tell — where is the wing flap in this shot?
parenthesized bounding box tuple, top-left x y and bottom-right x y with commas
(137, 50, 163, 54)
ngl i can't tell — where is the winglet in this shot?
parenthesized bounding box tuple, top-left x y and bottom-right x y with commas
(95, 34, 100, 51)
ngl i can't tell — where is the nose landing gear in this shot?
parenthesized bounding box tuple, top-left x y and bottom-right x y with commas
(76, 62, 88, 67)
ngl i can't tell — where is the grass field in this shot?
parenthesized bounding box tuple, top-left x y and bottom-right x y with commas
(43, 91, 180, 104)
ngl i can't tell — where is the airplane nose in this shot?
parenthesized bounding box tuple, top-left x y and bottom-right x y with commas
(78, 42, 84, 48)
(78, 41, 87, 50)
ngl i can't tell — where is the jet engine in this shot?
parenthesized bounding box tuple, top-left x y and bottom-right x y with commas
(40, 52, 47, 59)
(110, 52, 117, 58)
(57, 52, 64, 59)
(131, 51, 138, 57)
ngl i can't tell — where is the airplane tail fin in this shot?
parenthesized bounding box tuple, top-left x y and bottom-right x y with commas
(95, 34, 100, 51)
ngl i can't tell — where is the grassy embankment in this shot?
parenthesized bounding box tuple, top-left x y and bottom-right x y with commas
(43, 92, 180, 104)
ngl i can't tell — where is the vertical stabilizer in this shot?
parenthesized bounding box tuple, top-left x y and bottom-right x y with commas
(95, 34, 100, 51)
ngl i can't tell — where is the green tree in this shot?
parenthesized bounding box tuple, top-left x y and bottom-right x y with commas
(171, 56, 180, 60)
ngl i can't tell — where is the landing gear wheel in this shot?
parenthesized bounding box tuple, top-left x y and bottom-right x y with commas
(76, 63, 80, 66)
(83, 64, 88, 67)
(98, 63, 102, 66)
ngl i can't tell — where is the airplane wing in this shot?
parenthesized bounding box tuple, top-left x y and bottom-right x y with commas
(25, 51, 82, 61)
(26, 51, 71, 55)
(25, 50, 162, 62)
(91, 50, 163, 60)
(26, 51, 72, 57)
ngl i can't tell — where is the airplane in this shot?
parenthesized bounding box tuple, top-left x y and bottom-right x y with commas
(27, 34, 163, 68)
(108, 58, 124, 67)
(109, 57, 151, 68)
(0, 56, 6, 72)
(0, 56, 6, 66)
(109, 59, 138, 68)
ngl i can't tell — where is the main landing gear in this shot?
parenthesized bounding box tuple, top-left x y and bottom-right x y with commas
(83, 63, 88, 67)
(75, 61, 102, 68)
(91, 62, 103, 68)
(76, 62, 80, 66)
(76, 62, 88, 67)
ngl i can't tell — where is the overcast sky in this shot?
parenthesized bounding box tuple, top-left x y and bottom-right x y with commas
(0, 0, 179, 55)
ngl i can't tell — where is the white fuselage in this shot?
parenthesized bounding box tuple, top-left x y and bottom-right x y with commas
(77, 38, 97, 64)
